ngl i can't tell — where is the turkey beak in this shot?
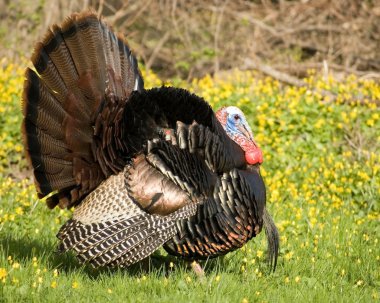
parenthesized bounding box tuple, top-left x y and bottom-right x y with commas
(237, 124, 256, 146)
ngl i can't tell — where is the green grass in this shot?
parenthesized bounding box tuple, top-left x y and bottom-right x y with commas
(0, 64, 379, 302)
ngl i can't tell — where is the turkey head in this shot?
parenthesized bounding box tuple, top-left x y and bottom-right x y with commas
(216, 106, 263, 165)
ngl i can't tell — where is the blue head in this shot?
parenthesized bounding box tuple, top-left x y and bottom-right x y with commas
(216, 106, 263, 164)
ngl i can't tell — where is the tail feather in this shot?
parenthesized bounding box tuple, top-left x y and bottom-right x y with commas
(100, 24, 122, 96)
(263, 208, 279, 271)
(117, 36, 139, 93)
(32, 28, 84, 107)
(23, 11, 143, 209)
(61, 14, 108, 107)
(22, 70, 67, 140)
(24, 131, 68, 159)
(32, 44, 69, 104)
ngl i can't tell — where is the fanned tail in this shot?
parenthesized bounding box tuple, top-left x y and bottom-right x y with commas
(22, 11, 143, 209)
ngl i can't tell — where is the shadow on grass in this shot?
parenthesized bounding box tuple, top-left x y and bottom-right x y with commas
(0, 235, 228, 279)
(1, 236, 83, 272)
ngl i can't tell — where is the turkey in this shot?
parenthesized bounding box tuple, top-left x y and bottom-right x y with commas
(22, 11, 279, 270)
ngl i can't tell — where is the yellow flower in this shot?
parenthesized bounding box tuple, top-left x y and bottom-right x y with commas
(284, 251, 294, 261)
(366, 119, 374, 127)
(15, 207, 23, 215)
(295, 276, 301, 283)
(0, 268, 7, 279)
(372, 290, 379, 299)
(12, 262, 20, 269)
(51, 281, 57, 288)
(356, 280, 364, 286)
(72, 281, 79, 289)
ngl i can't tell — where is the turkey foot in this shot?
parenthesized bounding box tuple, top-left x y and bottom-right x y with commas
(189, 261, 205, 279)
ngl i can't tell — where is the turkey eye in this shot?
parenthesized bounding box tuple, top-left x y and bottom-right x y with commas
(234, 114, 240, 120)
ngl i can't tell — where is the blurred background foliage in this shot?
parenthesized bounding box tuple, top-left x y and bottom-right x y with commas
(1, 0, 379, 81)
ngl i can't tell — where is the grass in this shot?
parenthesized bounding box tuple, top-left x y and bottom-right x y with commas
(0, 59, 379, 302)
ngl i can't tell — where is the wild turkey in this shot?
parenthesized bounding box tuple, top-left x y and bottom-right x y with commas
(22, 11, 279, 270)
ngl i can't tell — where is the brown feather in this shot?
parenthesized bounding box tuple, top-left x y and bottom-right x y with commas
(23, 11, 143, 208)
(126, 154, 192, 216)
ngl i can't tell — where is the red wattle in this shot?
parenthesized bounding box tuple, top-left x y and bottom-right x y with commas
(245, 148, 263, 165)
